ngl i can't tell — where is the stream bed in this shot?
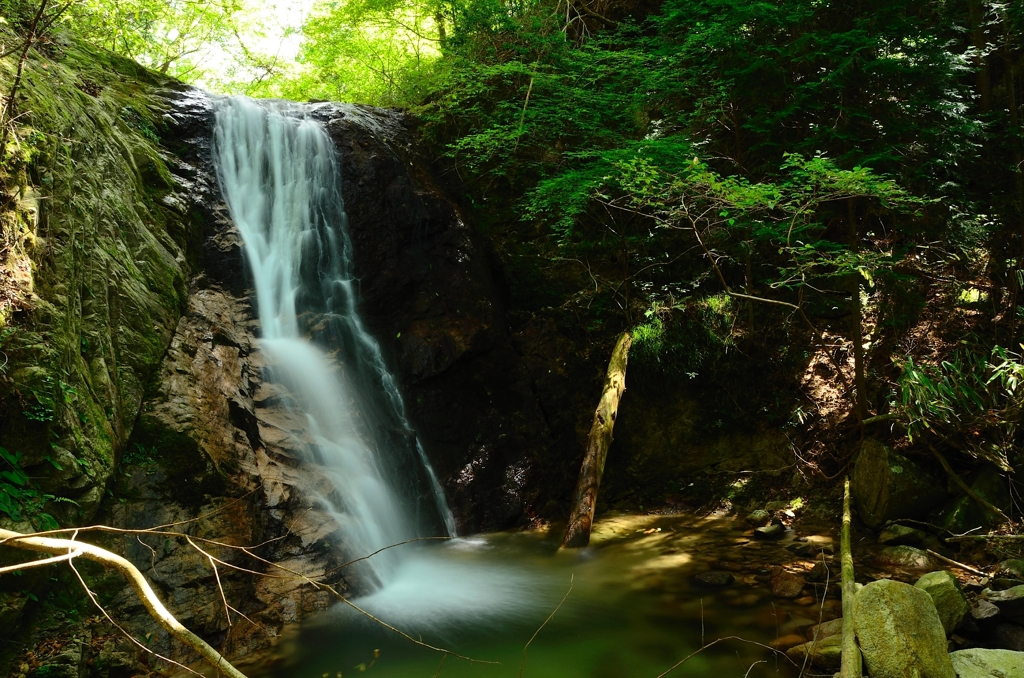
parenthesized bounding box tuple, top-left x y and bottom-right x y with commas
(252, 512, 850, 678)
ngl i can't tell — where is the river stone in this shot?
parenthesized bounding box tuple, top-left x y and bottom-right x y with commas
(852, 440, 945, 528)
(854, 579, 956, 678)
(805, 617, 844, 641)
(746, 509, 771, 526)
(785, 635, 843, 670)
(984, 585, 1024, 622)
(878, 523, 929, 547)
(771, 571, 806, 598)
(948, 648, 1024, 678)
(915, 570, 969, 634)
(806, 560, 831, 582)
(754, 523, 785, 539)
(694, 571, 735, 587)
(875, 545, 937, 571)
(972, 599, 1002, 624)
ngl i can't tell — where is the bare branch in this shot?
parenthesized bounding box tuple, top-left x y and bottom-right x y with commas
(0, 527, 248, 678)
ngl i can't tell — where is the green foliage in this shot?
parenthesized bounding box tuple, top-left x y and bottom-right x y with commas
(898, 346, 1024, 470)
(273, 0, 443, 105)
(0, 446, 60, 529)
(66, 0, 245, 80)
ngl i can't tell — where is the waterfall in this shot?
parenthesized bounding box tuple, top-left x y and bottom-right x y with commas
(212, 96, 455, 586)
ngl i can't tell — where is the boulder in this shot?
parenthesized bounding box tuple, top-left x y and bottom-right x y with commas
(854, 579, 956, 678)
(874, 545, 937, 571)
(785, 635, 843, 670)
(754, 523, 785, 540)
(984, 585, 1024, 623)
(970, 602, 1003, 622)
(915, 570, 969, 635)
(805, 617, 844, 641)
(852, 440, 946, 529)
(745, 509, 771, 526)
(948, 648, 1024, 678)
(806, 560, 831, 583)
(878, 523, 929, 547)
(771, 571, 806, 598)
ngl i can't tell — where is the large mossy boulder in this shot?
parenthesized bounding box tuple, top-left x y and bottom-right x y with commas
(915, 570, 969, 635)
(854, 579, 956, 678)
(852, 440, 946, 529)
(948, 648, 1024, 678)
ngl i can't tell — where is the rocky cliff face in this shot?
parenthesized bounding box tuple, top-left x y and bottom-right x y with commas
(63, 89, 562, 672)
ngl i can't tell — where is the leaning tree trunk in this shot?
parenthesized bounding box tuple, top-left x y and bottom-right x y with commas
(562, 332, 631, 548)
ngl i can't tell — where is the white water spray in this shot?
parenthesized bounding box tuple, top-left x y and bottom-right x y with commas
(213, 97, 455, 586)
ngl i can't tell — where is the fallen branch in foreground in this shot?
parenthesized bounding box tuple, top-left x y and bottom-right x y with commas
(840, 477, 862, 678)
(1, 520, 489, 674)
(0, 527, 248, 678)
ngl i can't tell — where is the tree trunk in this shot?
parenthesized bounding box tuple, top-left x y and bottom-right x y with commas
(848, 200, 868, 422)
(0, 528, 249, 678)
(562, 332, 631, 548)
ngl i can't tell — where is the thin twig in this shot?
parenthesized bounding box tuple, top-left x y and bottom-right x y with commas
(520, 574, 574, 677)
(656, 636, 795, 678)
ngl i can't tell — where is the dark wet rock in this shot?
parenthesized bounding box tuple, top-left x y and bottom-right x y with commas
(915, 570, 969, 635)
(948, 648, 1024, 678)
(745, 509, 770, 526)
(878, 523, 929, 546)
(806, 560, 832, 583)
(309, 104, 552, 533)
(992, 578, 1024, 591)
(992, 623, 1024, 652)
(764, 500, 788, 512)
(854, 579, 956, 678)
(874, 545, 937, 571)
(851, 439, 946, 529)
(754, 523, 785, 540)
(937, 465, 1012, 535)
(1000, 560, 1024, 579)
(805, 617, 843, 641)
(694, 571, 735, 587)
(785, 635, 843, 670)
(984, 585, 1024, 623)
(972, 599, 1003, 624)
(771, 571, 806, 598)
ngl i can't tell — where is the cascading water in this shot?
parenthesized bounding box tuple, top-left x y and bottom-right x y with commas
(212, 96, 455, 587)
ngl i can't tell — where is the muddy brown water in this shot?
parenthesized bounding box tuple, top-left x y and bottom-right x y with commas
(251, 512, 886, 678)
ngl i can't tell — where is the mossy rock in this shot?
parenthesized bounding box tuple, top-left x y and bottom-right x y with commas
(852, 439, 946, 529)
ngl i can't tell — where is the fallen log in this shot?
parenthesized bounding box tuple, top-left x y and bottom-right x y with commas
(0, 528, 248, 678)
(841, 477, 862, 678)
(561, 332, 632, 548)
